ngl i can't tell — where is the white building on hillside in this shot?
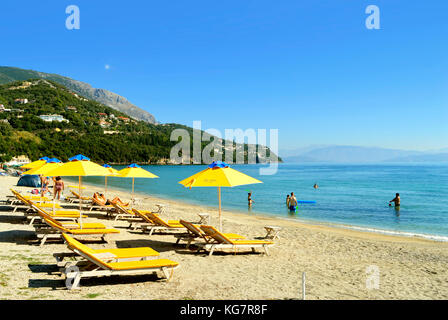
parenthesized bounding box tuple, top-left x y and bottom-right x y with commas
(39, 114, 69, 122)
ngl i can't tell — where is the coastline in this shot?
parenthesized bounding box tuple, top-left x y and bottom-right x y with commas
(1, 175, 448, 299)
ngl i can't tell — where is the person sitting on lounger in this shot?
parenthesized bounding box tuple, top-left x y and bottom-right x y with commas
(107, 196, 129, 207)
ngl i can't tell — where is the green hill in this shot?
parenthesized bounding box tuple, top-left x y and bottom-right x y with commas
(0, 66, 157, 124)
(0, 79, 280, 164)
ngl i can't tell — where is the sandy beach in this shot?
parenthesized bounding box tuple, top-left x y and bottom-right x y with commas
(1, 175, 447, 300)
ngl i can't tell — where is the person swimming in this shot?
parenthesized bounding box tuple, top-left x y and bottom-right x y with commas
(389, 193, 400, 209)
(313, 183, 319, 189)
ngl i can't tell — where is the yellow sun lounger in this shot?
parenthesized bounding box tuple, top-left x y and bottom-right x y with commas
(10, 189, 63, 213)
(29, 204, 119, 246)
(197, 225, 274, 256)
(68, 190, 92, 203)
(139, 212, 186, 236)
(88, 196, 115, 214)
(54, 233, 160, 268)
(56, 233, 178, 289)
(128, 208, 162, 230)
(109, 202, 139, 221)
(21, 197, 87, 224)
(174, 220, 245, 248)
(31, 203, 107, 229)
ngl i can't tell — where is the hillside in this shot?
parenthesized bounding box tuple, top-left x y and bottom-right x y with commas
(0, 66, 157, 124)
(0, 79, 280, 164)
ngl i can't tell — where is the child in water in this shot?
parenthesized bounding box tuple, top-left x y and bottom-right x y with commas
(286, 194, 290, 207)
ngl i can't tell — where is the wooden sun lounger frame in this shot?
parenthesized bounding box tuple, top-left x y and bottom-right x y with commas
(54, 235, 178, 289)
(139, 212, 186, 236)
(88, 197, 116, 215)
(29, 204, 118, 246)
(195, 225, 274, 256)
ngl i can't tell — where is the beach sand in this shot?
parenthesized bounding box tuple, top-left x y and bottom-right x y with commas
(1, 175, 447, 300)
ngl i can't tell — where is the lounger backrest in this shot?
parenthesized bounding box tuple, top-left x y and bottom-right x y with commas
(200, 225, 234, 244)
(13, 192, 29, 205)
(146, 212, 170, 227)
(62, 233, 97, 255)
(61, 233, 112, 270)
(180, 220, 204, 237)
(110, 202, 131, 216)
(29, 201, 65, 226)
(29, 204, 68, 232)
(10, 189, 21, 197)
(131, 209, 154, 223)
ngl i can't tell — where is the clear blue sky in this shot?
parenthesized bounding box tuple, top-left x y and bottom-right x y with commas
(0, 0, 447, 151)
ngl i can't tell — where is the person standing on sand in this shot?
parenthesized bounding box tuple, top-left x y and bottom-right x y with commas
(53, 176, 64, 200)
(40, 176, 49, 197)
(289, 192, 298, 211)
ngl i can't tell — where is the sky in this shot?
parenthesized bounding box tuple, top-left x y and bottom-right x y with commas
(0, 0, 447, 152)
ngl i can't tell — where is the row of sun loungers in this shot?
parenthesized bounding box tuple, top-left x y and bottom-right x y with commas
(3, 188, 275, 288)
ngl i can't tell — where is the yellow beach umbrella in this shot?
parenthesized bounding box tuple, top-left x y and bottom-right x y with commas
(23, 159, 63, 176)
(102, 164, 119, 194)
(21, 160, 45, 170)
(23, 158, 63, 215)
(178, 161, 262, 231)
(46, 154, 112, 228)
(116, 164, 158, 208)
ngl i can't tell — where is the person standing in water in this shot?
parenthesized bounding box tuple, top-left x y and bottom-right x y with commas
(286, 194, 290, 207)
(389, 193, 400, 209)
(248, 192, 253, 207)
(53, 176, 65, 200)
(289, 192, 298, 211)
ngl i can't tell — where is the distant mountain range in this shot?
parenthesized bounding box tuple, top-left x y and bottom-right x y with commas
(281, 145, 448, 163)
(0, 66, 157, 124)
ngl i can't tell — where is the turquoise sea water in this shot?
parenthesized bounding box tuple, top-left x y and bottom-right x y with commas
(80, 163, 448, 241)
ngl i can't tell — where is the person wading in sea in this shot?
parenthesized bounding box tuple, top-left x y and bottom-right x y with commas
(289, 192, 298, 212)
(389, 193, 400, 210)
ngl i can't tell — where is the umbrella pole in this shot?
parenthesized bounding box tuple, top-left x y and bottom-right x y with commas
(105, 176, 108, 194)
(218, 186, 222, 231)
(79, 176, 82, 229)
(132, 177, 134, 210)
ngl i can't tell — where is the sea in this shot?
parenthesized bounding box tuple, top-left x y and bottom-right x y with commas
(79, 163, 448, 241)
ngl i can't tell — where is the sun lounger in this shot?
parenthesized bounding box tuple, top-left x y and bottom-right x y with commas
(127, 208, 161, 230)
(54, 233, 160, 268)
(88, 196, 116, 214)
(29, 203, 119, 246)
(67, 190, 92, 203)
(108, 201, 140, 221)
(9, 189, 61, 213)
(197, 225, 274, 256)
(139, 212, 186, 236)
(174, 220, 246, 248)
(55, 233, 178, 289)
